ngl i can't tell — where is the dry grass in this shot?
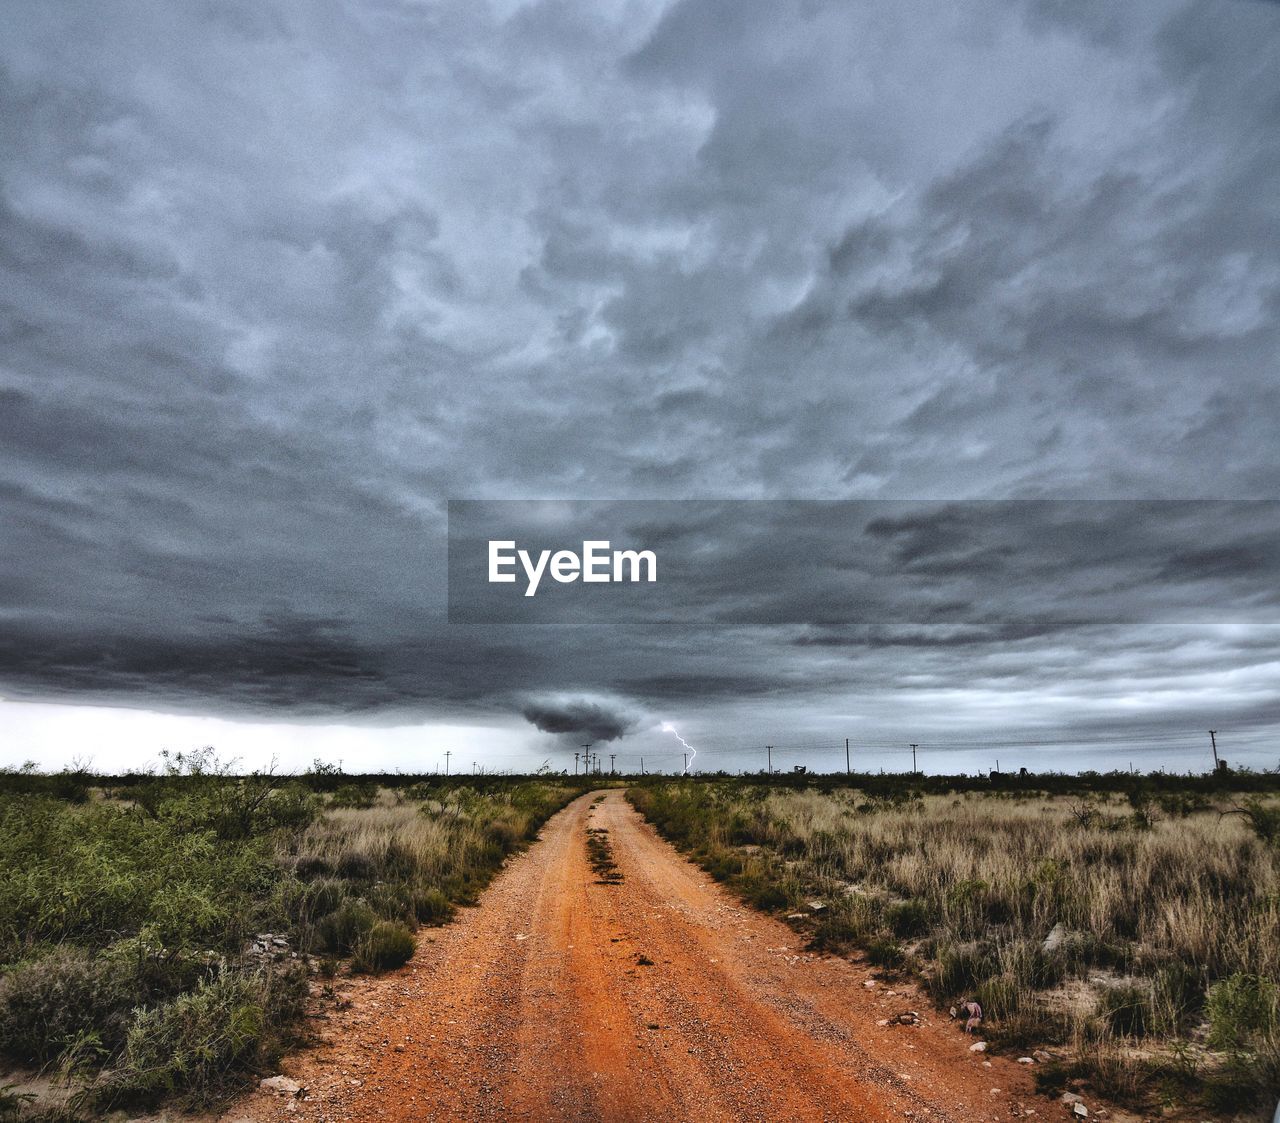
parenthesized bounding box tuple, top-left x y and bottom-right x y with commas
(281, 781, 582, 949)
(0, 771, 581, 1120)
(630, 780, 1280, 1115)
(761, 789, 1278, 976)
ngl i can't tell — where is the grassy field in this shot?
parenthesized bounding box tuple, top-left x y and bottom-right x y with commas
(0, 755, 582, 1120)
(629, 774, 1280, 1117)
(4, 760, 1276, 1120)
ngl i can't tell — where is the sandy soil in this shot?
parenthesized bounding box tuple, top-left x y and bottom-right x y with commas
(223, 790, 1045, 1123)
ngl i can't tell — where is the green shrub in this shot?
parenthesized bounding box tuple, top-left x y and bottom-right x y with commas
(486, 817, 523, 850)
(0, 947, 136, 1063)
(335, 850, 378, 880)
(93, 973, 265, 1108)
(1231, 800, 1280, 848)
(315, 897, 377, 955)
(929, 941, 994, 999)
(353, 922, 416, 973)
(329, 783, 378, 810)
(885, 898, 932, 938)
(976, 974, 1023, 1020)
(1207, 972, 1279, 1050)
(808, 904, 872, 952)
(88, 963, 306, 1110)
(0, 773, 584, 1116)
(864, 937, 905, 969)
(0, 794, 283, 959)
(741, 880, 792, 911)
(703, 849, 744, 882)
(290, 877, 345, 925)
(411, 887, 454, 925)
(1203, 1076, 1257, 1113)
(1097, 982, 1154, 1037)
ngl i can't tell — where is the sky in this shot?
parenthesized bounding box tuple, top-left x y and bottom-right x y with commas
(1, 0, 1278, 775)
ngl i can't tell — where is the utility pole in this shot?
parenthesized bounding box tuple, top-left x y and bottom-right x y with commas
(582, 744, 592, 778)
(472, 761, 477, 775)
(573, 752, 579, 775)
(444, 750, 451, 776)
(683, 752, 688, 774)
(766, 745, 773, 773)
(610, 753, 616, 774)
(640, 757, 645, 775)
(1209, 730, 1219, 771)
(845, 738, 850, 776)
(910, 743, 918, 774)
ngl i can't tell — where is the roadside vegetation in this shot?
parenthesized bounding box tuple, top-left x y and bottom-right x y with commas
(0, 754, 582, 1120)
(628, 773, 1280, 1117)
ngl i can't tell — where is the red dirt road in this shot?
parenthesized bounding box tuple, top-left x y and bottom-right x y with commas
(227, 791, 1038, 1123)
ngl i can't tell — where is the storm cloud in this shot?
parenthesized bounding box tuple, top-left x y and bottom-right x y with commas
(1, 1, 1279, 767)
(521, 698, 638, 743)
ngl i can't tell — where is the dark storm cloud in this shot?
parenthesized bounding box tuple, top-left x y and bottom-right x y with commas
(520, 699, 637, 742)
(0, 1, 1278, 747)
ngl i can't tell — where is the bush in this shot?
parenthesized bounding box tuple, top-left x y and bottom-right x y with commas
(864, 937, 905, 969)
(335, 850, 379, 880)
(353, 922, 416, 973)
(314, 897, 377, 955)
(0, 947, 138, 1063)
(809, 906, 871, 953)
(0, 1083, 37, 1121)
(741, 881, 792, 911)
(929, 941, 993, 999)
(1097, 982, 1154, 1037)
(412, 887, 454, 925)
(330, 783, 378, 810)
(975, 974, 1023, 1021)
(629, 777, 1280, 1114)
(1207, 972, 1279, 1050)
(94, 972, 266, 1107)
(885, 898, 932, 938)
(1232, 800, 1280, 848)
(0, 774, 584, 1116)
(1203, 1071, 1261, 1113)
(89, 963, 306, 1110)
(703, 849, 744, 882)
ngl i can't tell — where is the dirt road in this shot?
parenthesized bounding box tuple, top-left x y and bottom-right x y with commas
(228, 791, 1037, 1122)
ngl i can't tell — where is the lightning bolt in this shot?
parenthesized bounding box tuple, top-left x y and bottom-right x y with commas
(661, 722, 696, 774)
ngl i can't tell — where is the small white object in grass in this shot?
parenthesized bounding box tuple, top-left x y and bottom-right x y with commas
(969, 1041, 987, 1052)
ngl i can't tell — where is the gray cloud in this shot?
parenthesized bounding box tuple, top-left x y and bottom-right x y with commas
(1, 1, 1278, 763)
(520, 698, 638, 743)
